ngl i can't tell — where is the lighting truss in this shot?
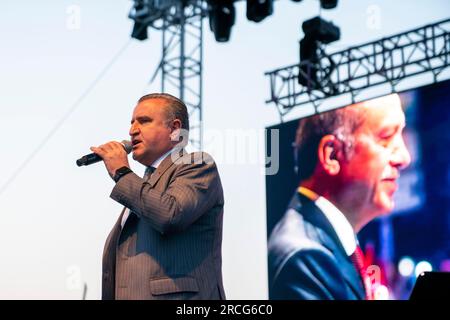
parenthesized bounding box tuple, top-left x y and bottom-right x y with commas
(265, 18, 450, 120)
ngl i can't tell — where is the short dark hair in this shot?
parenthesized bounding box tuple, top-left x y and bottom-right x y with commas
(138, 93, 190, 132)
(294, 106, 366, 181)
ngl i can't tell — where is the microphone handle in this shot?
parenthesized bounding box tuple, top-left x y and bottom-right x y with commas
(76, 153, 102, 166)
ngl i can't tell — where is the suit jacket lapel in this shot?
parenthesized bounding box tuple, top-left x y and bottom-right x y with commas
(117, 148, 185, 234)
(290, 193, 366, 299)
(147, 148, 186, 187)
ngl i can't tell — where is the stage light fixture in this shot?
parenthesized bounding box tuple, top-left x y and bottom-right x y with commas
(208, 0, 236, 42)
(299, 36, 319, 86)
(246, 0, 274, 23)
(302, 16, 340, 44)
(320, 0, 338, 9)
(131, 22, 148, 40)
(298, 16, 340, 88)
(129, 0, 150, 41)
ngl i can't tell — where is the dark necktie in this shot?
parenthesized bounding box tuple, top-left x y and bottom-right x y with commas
(350, 245, 372, 300)
(144, 166, 156, 180)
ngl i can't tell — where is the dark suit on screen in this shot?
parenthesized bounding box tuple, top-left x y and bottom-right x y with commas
(268, 192, 366, 300)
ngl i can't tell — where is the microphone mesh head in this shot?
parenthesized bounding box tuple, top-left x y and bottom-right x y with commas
(121, 140, 133, 154)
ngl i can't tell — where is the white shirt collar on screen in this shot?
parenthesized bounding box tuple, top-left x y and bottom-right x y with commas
(298, 186, 357, 256)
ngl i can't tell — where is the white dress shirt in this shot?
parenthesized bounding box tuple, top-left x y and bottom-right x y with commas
(298, 186, 358, 256)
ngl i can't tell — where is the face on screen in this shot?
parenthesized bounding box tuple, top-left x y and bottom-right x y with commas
(337, 94, 411, 219)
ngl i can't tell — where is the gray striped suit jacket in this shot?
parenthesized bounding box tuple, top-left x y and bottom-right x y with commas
(102, 149, 225, 300)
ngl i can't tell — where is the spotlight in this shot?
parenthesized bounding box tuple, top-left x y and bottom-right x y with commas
(299, 37, 319, 87)
(320, 0, 338, 9)
(246, 0, 274, 23)
(298, 16, 340, 88)
(302, 16, 340, 44)
(131, 22, 148, 41)
(208, 0, 236, 42)
(129, 0, 150, 41)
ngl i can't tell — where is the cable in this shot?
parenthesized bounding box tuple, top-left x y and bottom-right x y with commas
(0, 39, 132, 197)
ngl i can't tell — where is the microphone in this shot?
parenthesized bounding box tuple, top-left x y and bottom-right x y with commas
(76, 140, 132, 167)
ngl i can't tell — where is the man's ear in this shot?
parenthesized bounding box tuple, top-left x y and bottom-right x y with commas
(170, 119, 182, 141)
(317, 135, 341, 176)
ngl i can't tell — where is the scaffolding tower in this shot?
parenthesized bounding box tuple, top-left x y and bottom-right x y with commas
(129, 0, 208, 149)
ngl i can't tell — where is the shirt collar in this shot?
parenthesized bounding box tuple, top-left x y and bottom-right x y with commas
(150, 148, 175, 169)
(298, 186, 357, 256)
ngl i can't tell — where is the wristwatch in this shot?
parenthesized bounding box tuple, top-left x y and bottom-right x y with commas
(113, 166, 133, 183)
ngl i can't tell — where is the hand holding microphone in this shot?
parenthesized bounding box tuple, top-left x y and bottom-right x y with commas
(77, 140, 132, 180)
(76, 140, 132, 166)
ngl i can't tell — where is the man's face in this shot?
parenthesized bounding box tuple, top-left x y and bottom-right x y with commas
(337, 94, 411, 218)
(129, 98, 173, 166)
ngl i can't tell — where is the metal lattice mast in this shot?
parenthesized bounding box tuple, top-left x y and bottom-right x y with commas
(161, 1, 207, 150)
(130, 0, 207, 150)
(130, 0, 278, 148)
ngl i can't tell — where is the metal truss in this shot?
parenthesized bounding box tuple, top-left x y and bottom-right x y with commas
(130, 0, 207, 149)
(265, 18, 450, 120)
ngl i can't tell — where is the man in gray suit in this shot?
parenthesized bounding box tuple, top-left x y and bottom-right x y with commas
(91, 93, 225, 300)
